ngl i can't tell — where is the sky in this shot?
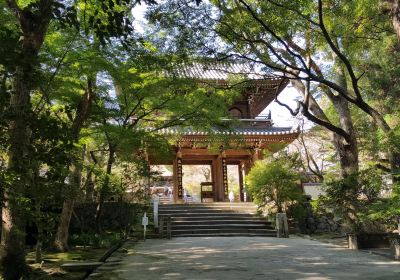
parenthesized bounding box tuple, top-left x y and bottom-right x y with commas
(262, 86, 301, 127)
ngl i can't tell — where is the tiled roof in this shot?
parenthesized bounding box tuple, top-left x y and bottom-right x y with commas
(158, 126, 298, 136)
(168, 61, 275, 81)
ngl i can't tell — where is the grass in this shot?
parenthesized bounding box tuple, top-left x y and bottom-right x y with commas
(25, 247, 106, 279)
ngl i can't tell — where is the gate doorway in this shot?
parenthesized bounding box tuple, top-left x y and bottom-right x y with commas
(182, 164, 212, 203)
(227, 164, 241, 202)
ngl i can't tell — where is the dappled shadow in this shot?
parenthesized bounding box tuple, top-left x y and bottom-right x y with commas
(93, 237, 400, 280)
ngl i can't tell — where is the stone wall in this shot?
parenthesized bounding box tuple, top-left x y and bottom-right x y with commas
(298, 214, 341, 234)
(313, 215, 341, 233)
(70, 202, 147, 233)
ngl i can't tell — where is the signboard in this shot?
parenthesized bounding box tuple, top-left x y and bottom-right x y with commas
(177, 157, 183, 198)
(222, 158, 228, 198)
(142, 212, 148, 241)
(142, 213, 148, 226)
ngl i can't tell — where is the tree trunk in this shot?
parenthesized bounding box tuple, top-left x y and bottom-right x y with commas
(53, 199, 74, 251)
(382, 2, 400, 183)
(54, 78, 95, 251)
(54, 157, 83, 251)
(292, 67, 359, 230)
(85, 173, 95, 202)
(35, 203, 43, 264)
(331, 65, 360, 230)
(390, 152, 400, 184)
(2, 2, 52, 277)
(95, 146, 115, 233)
(1, 65, 32, 278)
(291, 79, 359, 178)
(384, 0, 400, 39)
(331, 96, 359, 177)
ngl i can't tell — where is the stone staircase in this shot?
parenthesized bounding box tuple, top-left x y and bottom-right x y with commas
(158, 203, 276, 237)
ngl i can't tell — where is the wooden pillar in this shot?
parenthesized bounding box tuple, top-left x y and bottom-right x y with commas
(211, 156, 218, 202)
(214, 149, 228, 201)
(177, 150, 183, 200)
(172, 157, 178, 202)
(221, 155, 228, 201)
(172, 149, 183, 202)
(238, 163, 244, 202)
(244, 157, 252, 175)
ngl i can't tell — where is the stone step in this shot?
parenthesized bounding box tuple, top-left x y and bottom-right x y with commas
(160, 202, 256, 206)
(163, 205, 254, 209)
(160, 207, 255, 211)
(171, 224, 272, 230)
(157, 202, 276, 238)
(61, 262, 103, 272)
(172, 219, 270, 225)
(159, 209, 257, 214)
(159, 205, 257, 210)
(161, 215, 258, 221)
(171, 215, 262, 220)
(172, 228, 276, 236)
(172, 232, 276, 237)
(159, 203, 257, 207)
(161, 212, 256, 215)
(160, 209, 257, 214)
(159, 205, 257, 212)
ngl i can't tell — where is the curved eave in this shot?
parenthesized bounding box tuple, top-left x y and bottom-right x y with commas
(177, 131, 299, 142)
(159, 127, 299, 137)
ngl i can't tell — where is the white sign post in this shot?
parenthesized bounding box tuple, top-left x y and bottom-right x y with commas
(142, 212, 149, 241)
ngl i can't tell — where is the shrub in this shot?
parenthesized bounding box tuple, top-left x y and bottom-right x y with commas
(321, 168, 399, 233)
(246, 153, 303, 213)
(69, 232, 121, 248)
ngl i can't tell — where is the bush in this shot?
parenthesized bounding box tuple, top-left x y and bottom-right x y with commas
(246, 152, 304, 213)
(321, 168, 399, 233)
(287, 203, 307, 222)
(69, 232, 121, 248)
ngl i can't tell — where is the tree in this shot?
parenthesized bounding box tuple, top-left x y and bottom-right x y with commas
(148, 0, 360, 179)
(148, 1, 400, 232)
(246, 153, 303, 213)
(88, 50, 236, 232)
(381, 0, 400, 39)
(0, 0, 158, 277)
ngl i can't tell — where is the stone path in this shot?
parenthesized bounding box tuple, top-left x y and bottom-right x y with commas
(88, 237, 400, 280)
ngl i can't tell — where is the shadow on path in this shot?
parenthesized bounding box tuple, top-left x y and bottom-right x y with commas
(88, 237, 400, 280)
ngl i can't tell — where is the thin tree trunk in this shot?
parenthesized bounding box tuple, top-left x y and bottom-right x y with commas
(85, 173, 95, 202)
(383, 0, 400, 39)
(54, 154, 83, 251)
(95, 146, 115, 234)
(54, 78, 95, 251)
(35, 201, 43, 264)
(31, 162, 43, 264)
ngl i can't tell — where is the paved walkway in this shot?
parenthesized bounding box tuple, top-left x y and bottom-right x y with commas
(89, 237, 400, 280)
